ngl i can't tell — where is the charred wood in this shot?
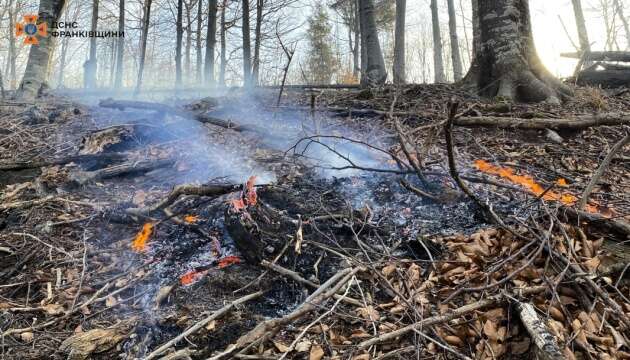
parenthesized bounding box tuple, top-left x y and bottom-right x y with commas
(575, 69, 630, 87)
(0, 153, 127, 172)
(454, 113, 630, 130)
(70, 159, 174, 185)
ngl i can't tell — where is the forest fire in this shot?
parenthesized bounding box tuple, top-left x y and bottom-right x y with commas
(183, 215, 199, 224)
(473, 160, 600, 212)
(229, 175, 258, 211)
(180, 270, 208, 286)
(131, 223, 154, 252)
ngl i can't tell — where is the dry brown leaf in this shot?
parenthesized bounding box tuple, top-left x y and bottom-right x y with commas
(105, 296, 117, 307)
(295, 340, 311, 352)
(548, 306, 565, 321)
(20, 332, 34, 342)
(205, 320, 216, 331)
(444, 335, 464, 347)
(382, 264, 397, 277)
(273, 340, 290, 353)
(309, 345, 325, 360)
(357, 306, 380, 321)
(43, 303, 64, 315)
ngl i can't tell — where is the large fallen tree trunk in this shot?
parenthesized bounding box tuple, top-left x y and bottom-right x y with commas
(454, 113, 630, 130)
(561, 51, 630, 62)
(99, 99, 261, 133)
(0, 153, 127, 171)
(71, 159, 174, 185)
(576, 69, 630, 87)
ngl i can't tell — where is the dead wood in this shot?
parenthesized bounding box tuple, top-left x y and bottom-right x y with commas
(515, 302, 564, 360)
(144, 291, 263, 360)
(576, 70, 630, 87)
(453, 113, 630, 130)
(60, 318, 136, 360)
(357, 286, 547, 349)
(79, 125, 136, 154)
(98, 98, 262, 133)
(0, 153, 127, 171)
(579, 133, 630, 210)
(209, 268, 361, 360)
(561, 51, 630, 62)
(126, 183, 242, 216)
(70, 159, 174, 185)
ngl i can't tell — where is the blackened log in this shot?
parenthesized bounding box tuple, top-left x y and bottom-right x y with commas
(225, 208, 264, 263)
(70, 159, 174, 185)
(576, 69, 630, 87)
(0, 153, 127, 171)
(561, 51, 630, 62)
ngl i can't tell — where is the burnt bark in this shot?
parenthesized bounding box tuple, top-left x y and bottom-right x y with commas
(252, 0, 263, 85)
(205, 0, 218, 85)
(196, 0, 203, 82)
(393, 0, 405, 84)
(219, 0, 227, 85)
(18, 0, 67, 99)
(462, 0, 573, 103)
(358, 0, 386, 86)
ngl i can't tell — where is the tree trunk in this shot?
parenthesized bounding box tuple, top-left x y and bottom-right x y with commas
(446, 0, 463, 81)
(85, 0, 99, 88)
(135, 0, 153, 95)
(205, 0, 217, 85)
(242, 0, 252, 87)
(571, 0, 591, 55)
(219, 0, 227, 86)
(18, 0, 67, 100)
(393, 0, 405, 84)
(358, 0, 366, 78)
(7, 0, 17, 89)
(57, 37, 68, 88)
(358, 0, 386, 86)
(185, 1, 192, 82)
(252, 0, 263, 85)
(196, 0, 203, 82)
(430, 0, 445, 83)
(462, 0, 573, 103)
(114, 0, 125, 89)
(176, 0, 184, 87)
(352, 0, 360, 77)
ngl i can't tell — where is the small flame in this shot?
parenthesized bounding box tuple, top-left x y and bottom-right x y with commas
(473, 160, 599, 212)
(132, 223, 154, 252)
(245, 176, 258, 206)
(230, 198, 246, 211)
(180, 269, 208, 286)
(218, 256, 242, 269)
(184, 215, 199, 224)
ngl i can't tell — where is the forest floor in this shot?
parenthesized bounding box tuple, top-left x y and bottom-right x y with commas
(0, 84, 629, 360)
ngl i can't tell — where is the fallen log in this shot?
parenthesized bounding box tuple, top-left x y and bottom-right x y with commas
(70, 159, 174, 185)
(576, 70, 630, 87)
(453, 113, 630, 130)
(561, 51, 630, 62)
(0, 153, 127, 172)
(99, 99, 261, 133)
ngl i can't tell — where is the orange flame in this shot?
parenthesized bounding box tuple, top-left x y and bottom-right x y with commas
(132, 223, 153, 252)
(180, 269, 208, 286)
(245, 176, 258, 206)
(218, 256, 242, 269)
(473, 160, 599, 212)
(184, 215, 199, 224)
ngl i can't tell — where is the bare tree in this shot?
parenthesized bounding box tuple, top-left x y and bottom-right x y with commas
(185, 0, 193, 80)
(205, 0, 217, 85)
(446, 0, 462, 81)
(613, 0, 630, 49)
(430, 0, 445, 83)
(176, 0, 184, 86)
(114, 0, 125, 88)
(18, 0, 67, 99)
(84, 0, 99, 88)
(358, 0, 386, 86)
(462, 0, 573, 103)
(196, 0, 203, 81)
(7, 0, 18, 89)
(242, 0, 253, 86)
(571, 0, 591, 55)
(252, 0, 263, 84)
(219, 0, 228, 85)
(135, 0, 154, 95)
(393, 0, 405, 84)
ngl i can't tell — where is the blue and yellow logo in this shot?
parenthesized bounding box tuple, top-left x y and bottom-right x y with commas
(15, 15, 47, 45)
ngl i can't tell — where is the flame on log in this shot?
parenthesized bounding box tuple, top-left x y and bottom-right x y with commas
(180, 270, 208, 286)
(184, 215, 199, 224)
(132, 223, 154, 252)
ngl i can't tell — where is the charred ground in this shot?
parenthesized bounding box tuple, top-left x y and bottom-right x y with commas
(0, 84, 629, 360)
